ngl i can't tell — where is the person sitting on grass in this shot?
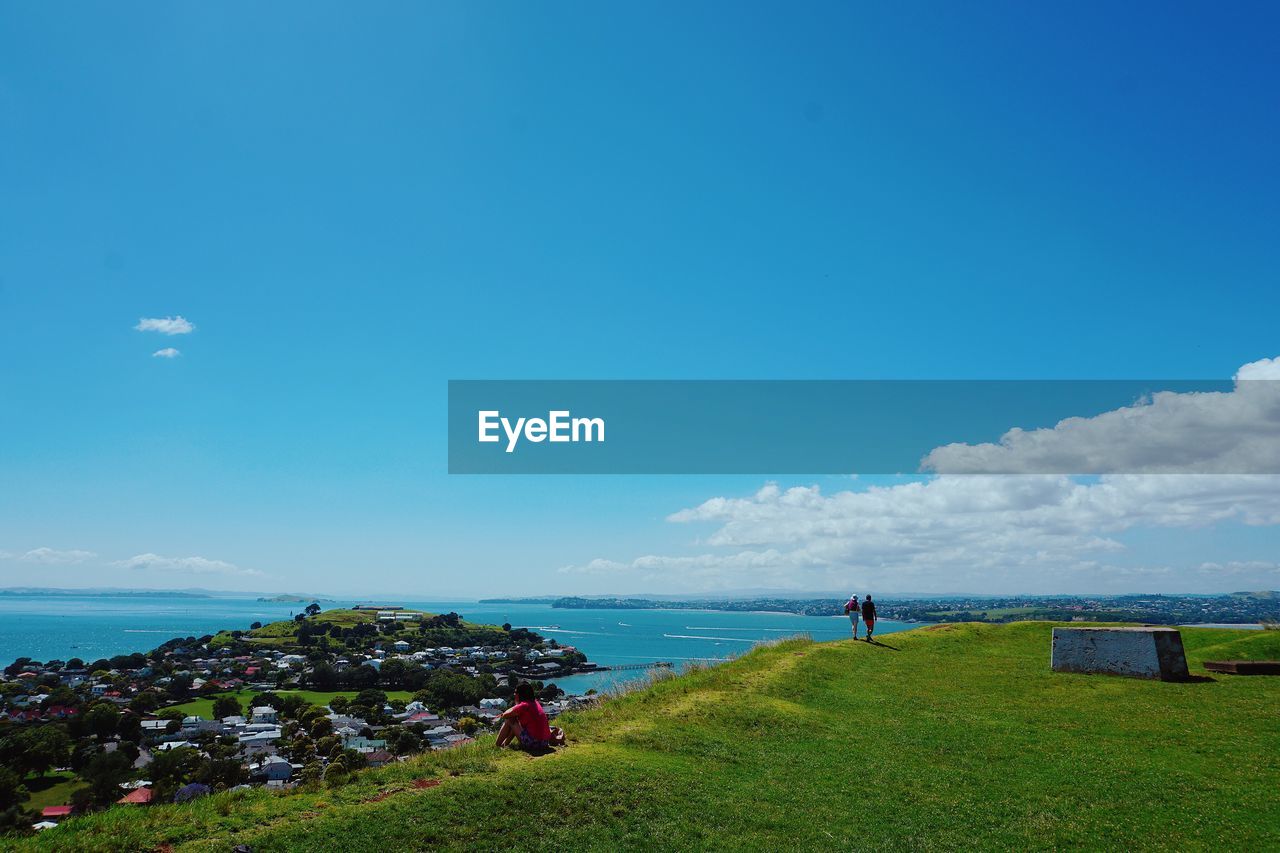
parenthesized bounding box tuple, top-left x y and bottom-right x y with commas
(495, 682, 565, 750)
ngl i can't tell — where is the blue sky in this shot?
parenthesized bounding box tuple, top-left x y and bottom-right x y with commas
(2, 3, 1278, 597)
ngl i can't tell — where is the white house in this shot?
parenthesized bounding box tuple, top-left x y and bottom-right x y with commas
(251, 706, 279, 724)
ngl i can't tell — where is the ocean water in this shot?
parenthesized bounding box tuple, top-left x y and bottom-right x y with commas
(0, 594, 917, 694)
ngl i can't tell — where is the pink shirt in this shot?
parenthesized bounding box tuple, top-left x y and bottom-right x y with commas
(512, 700, 552, 741)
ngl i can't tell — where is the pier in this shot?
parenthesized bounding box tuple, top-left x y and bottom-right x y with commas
(598, 661, 673, 671)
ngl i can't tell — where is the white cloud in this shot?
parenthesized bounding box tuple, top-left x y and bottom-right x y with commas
(922, 357, 1280, 474)
(1196, 560, 1280, 576)
(152, 348, 181, 359)
(135, 316, 195, 335)
(112, 553, 261, 576)
(565, 475, 1280, 591)
(565, 358, 1280, 592)
(1235, 356, 1280, 381)
(21, 547, 96, 564)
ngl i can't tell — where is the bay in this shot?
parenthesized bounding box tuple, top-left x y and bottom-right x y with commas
(0, 594, 918, 694)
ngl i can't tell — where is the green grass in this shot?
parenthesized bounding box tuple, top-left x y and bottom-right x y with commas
(23, 623, 1280, 851)
(248, 609, 387, 638)
(164, 689, 416, 717)
(23, 772, 84, 812)
(163, 689, 258, 718)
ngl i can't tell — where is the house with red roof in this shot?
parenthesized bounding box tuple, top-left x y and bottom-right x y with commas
(117, 787, 155, 805)
(407, 710, 441, 724)
(41, 805, 73, 819)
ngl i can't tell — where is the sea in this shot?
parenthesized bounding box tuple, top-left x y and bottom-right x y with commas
(0, 593, 917, 695)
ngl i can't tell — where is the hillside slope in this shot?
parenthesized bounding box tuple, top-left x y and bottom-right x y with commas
(25, 623, 1280, 851)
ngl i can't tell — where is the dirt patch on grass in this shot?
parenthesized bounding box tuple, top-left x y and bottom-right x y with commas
(367, 778, 439, 803)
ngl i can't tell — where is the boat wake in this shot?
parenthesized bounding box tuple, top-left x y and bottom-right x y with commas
(663, 633, 757, 642)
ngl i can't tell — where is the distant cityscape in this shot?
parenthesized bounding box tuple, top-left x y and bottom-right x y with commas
(486, 592, 1280, 626)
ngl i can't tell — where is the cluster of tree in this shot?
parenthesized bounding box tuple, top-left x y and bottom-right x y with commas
(4, 651, 150, 678)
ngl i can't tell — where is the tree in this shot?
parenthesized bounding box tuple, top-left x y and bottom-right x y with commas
(384, 726, 422, 756)
(117, 740, 140, 764)
(306, 662, 339, 692)
(167, 673, 194, 700)
(81, 750, 133, 807)
(378, 659, 417, 690)
(1, 726, 73, 776)
(118, 712, 143, 744)
(3, 658, 32, 678)
(173, 782, 212, 803)
(329, 695, 350, 714)
(40, 686, 80, 710)
(129, 691, 163, 714)
(148, 747, 201, 802)
(305, 602, 322, 616)
(323, 763, 347, 787)
(0, 766, 27, 810)
(413, 670, 492, 711)
(343, 665, 379, 691)
(333, 748, 366, 773)
(300, 761, 323, 785)
(193, 757, 247, 790)
(353, 688, 388, 710)
(212, 695, 243, 720)
(84, 703, 122, 740)
(284, 736, 315, 764)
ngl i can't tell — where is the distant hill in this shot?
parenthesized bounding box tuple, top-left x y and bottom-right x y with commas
(25, 622, 1280, 850)
(0, 587, 211, 598)
(1232, 590, 1280, 600)
(256, 594, 335, 603)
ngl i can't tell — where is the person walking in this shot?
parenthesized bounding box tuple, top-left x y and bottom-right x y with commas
(844, 593, 860, 639)
(861, 594, 877, 642)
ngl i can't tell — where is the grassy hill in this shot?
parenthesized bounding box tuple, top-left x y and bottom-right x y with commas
(208, 608, 385, 649)
(22, 623, 1280, 851)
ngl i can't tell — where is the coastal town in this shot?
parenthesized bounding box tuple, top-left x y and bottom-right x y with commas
(519, 591, 1280, 625)
(0, 606, 595, 834)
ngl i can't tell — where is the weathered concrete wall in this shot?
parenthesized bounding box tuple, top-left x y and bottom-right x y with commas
(1051, 627, 1190, 681)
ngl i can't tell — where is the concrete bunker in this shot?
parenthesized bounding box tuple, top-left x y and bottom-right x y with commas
(1051, 626, 1190, 681)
